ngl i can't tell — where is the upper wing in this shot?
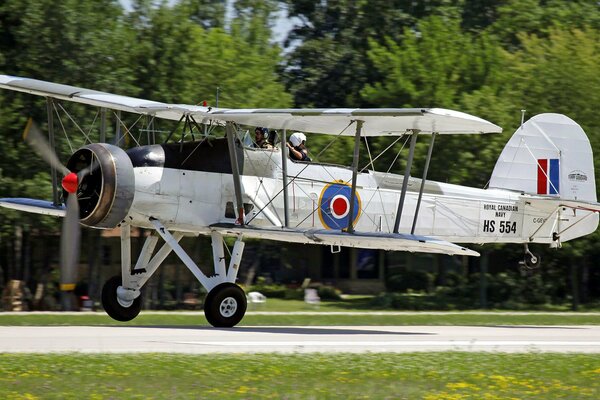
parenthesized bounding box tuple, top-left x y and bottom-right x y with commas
(211, 223, 479, 257)
(207, 108, 502, 136)
(0, 74, 502, 136)
(0, 74, 211, 121)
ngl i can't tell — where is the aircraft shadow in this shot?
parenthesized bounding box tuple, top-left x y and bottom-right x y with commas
(122, 325, 434, 335)
(483, 325, 586, 330)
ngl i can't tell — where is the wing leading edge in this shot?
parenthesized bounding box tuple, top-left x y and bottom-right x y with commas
(208, 108, 502, 136)
(0, 74, 210, 121)
(0, 75, 501, 136)
(0, 198, 66, 217)
(211, 223, 479, 257)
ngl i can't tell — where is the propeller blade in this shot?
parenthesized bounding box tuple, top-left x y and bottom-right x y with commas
(23, 118, 70, 176)
(77, 155, 101, 179)
(60, 192, 80, 291)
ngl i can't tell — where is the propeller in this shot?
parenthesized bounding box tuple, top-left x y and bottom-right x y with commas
(23, 118, 81, 293)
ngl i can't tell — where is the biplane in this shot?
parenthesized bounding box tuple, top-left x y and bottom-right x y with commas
(1, 75, 598, 327)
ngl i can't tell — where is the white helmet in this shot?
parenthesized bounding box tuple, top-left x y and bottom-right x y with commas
(290, 132, 306, 147)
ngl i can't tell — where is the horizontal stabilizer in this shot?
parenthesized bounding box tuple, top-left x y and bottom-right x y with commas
(211, 223, 479, 257)
(525, 196, 600, 213)
(0, 198, 66, 217)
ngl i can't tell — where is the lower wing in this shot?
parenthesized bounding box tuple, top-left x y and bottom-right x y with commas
(211, 223, 479, 257)
(0, 198, 479, 256)
(0, 198, 66, 217)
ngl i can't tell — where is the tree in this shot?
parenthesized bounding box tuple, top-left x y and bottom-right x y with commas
(128, 1, 292, 109)
(281, 0, 447, 107)
(490, 0, 600, 48)
(360, 15, 510, 185)
(0, 0, 292, 291)
(499, 27, 600, 135)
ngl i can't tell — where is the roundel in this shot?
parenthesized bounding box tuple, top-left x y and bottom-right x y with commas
(318, 182, 361, 230)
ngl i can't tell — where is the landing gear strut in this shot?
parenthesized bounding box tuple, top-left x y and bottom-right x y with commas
(519, 244, 541, 273)
(101, 222, 248, 327)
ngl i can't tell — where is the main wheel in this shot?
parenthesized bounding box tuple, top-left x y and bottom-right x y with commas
(203, 283, 247, 327)
(101, 275, 142, 322)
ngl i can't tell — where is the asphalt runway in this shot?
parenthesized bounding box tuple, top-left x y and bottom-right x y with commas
(1, 325, 599, 353)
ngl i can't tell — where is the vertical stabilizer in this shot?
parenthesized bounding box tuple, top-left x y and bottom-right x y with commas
(489, 113, 596, 202)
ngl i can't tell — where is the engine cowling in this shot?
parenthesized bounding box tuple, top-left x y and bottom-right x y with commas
(65, 143, 135, 228)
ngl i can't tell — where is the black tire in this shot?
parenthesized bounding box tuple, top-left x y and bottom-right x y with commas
(203, 283, 247, 327)
(101, 275, 142, 322)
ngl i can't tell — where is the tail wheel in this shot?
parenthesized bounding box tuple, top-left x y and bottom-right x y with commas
(519, 253, 541, 274)
(519, 244, 541, 273)
(101, 276, 142, 322)
(525, 252, 541, 268)
(204, 283, 247, 327)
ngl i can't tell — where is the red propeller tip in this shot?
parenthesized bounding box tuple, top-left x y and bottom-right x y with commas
(62, 172, 78, 193)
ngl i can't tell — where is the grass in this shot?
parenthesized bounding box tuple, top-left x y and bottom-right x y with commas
(0, 353, 598, 399)
(0, 298, 599, 326)
(2, 299, 598, 398)
(0, 311, 599, 326)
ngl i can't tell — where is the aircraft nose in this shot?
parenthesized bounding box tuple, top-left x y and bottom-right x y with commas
(61, 172, 78, 193)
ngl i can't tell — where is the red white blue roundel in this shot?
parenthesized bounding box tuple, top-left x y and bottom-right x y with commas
(318, 183, 361, 230)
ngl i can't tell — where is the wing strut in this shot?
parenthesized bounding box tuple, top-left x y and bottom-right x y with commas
(411, 132, 437, 234)
(347, 120, 363, 233)
(46, 97, 61, 207)
(100, 107, 107, 143)
(280, 128, 290, 227)
(226, 121, 245, 225)
(115, 110, 123, 145)
(393, 130, 419, 233)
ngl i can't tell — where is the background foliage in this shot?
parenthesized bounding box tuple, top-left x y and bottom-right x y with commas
(0, 0, 599, 309)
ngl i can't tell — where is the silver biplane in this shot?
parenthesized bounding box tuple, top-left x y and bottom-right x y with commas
(1, 75, 598, 327)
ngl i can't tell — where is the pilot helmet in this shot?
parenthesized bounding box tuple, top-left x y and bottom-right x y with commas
(290, 132, 306, 147)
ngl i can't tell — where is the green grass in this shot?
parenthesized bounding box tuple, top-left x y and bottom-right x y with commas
(0, 310, 599, 326)
(2, 300, 598, 398)
(251, 296, 379, 310)
(1, 298, 599, 326)
(0, 353, 598, 399)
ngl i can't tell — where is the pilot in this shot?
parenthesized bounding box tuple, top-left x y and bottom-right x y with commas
(287, 132, 311, 161)
(253, 127, 273, 149)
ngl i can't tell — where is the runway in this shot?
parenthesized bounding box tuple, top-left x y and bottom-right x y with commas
(1, 325, 599, 353)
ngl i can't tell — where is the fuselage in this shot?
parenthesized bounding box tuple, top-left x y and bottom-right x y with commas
(124, 139, 598, 244)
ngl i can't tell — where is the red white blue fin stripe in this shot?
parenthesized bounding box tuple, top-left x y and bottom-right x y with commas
(537, 158, 560, 195)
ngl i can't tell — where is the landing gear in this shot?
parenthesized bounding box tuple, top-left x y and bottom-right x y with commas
(203, 283, 247, 327)
(103, 222, 247, 326)
(101, 276, 142, 322)
(519, 244, 541, 273)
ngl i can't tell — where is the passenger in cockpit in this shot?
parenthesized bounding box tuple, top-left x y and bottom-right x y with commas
(287, 132, 311, 162)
